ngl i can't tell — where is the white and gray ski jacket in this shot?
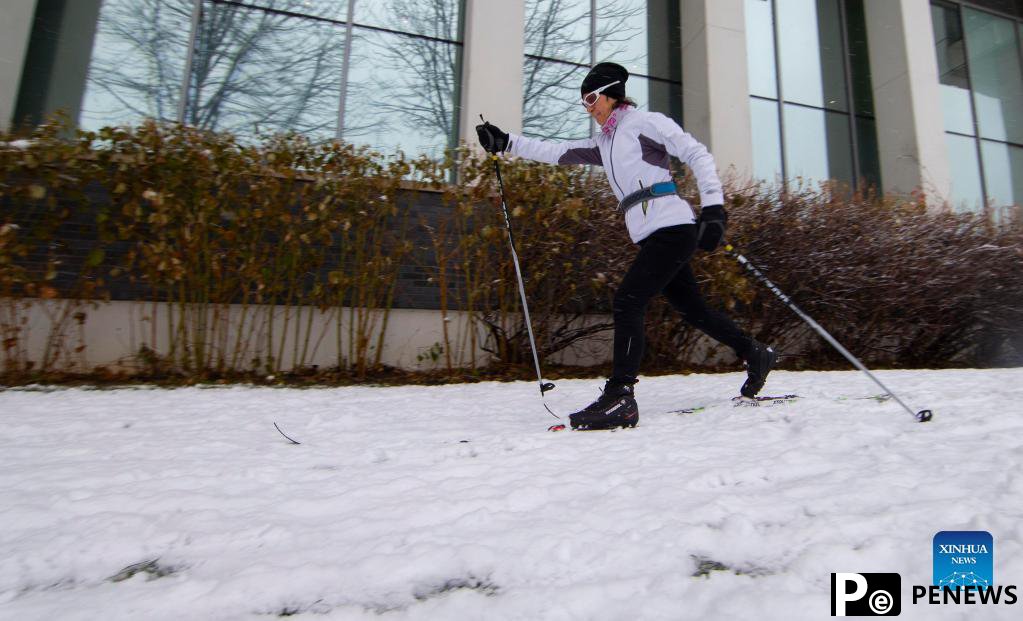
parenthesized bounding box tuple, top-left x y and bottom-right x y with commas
(507, 106, 723, 244)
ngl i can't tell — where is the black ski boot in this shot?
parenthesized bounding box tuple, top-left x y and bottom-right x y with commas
(569, 379, 639, 430)
(741, 341, 777, 398)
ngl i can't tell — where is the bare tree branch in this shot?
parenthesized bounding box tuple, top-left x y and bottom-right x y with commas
(85, 0, 350, 140)
(521, 0, 645, 139)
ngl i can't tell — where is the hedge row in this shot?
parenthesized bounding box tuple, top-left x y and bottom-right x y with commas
(1, 120, 1021, 382)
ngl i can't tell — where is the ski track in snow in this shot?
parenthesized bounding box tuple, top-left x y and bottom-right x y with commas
(1, 368, 1022, 620)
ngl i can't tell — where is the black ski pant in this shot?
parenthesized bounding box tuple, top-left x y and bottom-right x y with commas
(611, 224, 753, 384)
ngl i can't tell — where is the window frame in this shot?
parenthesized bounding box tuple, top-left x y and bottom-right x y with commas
(747, 0, 879, 191)
(177, 0, 467, 148)
(521, 0, 683, 141)
(933, 0, 1023, 209)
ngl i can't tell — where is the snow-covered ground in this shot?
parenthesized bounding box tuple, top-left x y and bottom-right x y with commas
(1, 368, 1021, 620)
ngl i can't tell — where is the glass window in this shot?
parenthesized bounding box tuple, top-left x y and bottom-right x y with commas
(777, 0, 848, 111)
(932, 2, 975, 135)
(354, 0, 462, 40)
(637, 0, 682, 82)
(613, 74, 681, 121)
(524, 0, 590, 64)
(940, 85, 977, 135)
(522, 60, 591, 140)
(855, 116, 881, 190)
(932, 2, 1023, 210)
(814, 0, 849, 112)
(242, 0, 350, 22)
(595, 0, 647, 75)
(782, 104, 854, 186)
(79, 0, 194, 130)
(945, 133, 985, 210)
(750, 97, 783, 182)
(21, 0, 466, 157)
(777, 0, 823, 107)
(824, 109, 855, 186)
(523, 0, 682, 140)
(647, 77, 681, 121)
(625, 74, 651, 110)
(783, 105, 830, 185)
(963, 8, 1023, 144)
(968, 0, 1023, 19)
(845, 0, 874, 117)
(345, 26, 461, 157)
(747, 0, 872, 188)
(745, 0, 778, 99)
(981, 140, 1023, 206)
(185, 1, 345, 142)
(595, 0, 678, 80)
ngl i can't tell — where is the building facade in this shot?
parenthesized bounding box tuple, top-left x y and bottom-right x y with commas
(3, 0, 1023, 209)
(1, 0, 1021, 373)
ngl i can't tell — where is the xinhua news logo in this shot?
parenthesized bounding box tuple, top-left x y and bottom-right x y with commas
(831, 573, 901, 616)
(911, 530, 1018, 607)
(934, 530, 993, 587)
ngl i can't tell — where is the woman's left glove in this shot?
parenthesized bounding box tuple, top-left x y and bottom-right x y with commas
(475, 122, 509, 153)
(697, 204, 727, 251)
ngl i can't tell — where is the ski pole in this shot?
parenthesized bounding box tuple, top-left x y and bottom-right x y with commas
(480, 119, 557, 418)
(724, 244, 933, 423)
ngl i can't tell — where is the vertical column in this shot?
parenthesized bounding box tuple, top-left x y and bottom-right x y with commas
(863, 0, 951, 206)
(12, 0, 103, 129)
(459, 0, 526, 141)
(681, 0, 754, 183)
(0, 0, 38, 131)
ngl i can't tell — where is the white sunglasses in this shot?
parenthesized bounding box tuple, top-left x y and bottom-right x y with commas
(581, 80, 621, 107)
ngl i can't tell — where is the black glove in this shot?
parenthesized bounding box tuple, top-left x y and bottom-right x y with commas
(697, 204, 727, 251)
(475, 122, 509, 153)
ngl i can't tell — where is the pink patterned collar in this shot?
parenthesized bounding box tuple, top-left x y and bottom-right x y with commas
(600, 105, 632, 136)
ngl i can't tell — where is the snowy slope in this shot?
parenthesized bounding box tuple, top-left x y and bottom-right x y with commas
(1, 368, 1021, 620)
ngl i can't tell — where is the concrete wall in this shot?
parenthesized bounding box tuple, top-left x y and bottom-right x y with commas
(7, 299, 488, 373)
(863, 0, 952, 206)
(459, 0, 526, 138)
(6, 299, 613, 374)
(6, 296, 756, 376)
(681, 0, 754, 183)
(0, 0, 38, 131)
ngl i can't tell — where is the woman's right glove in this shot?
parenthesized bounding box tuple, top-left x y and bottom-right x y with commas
(697, 204, 727, 251)
(475, 121, 509, 154)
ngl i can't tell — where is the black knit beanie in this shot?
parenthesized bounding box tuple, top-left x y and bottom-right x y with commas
(580, 62, 628, 100)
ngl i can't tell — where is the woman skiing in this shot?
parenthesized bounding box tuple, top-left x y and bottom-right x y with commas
(476, 62, 775, 430)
